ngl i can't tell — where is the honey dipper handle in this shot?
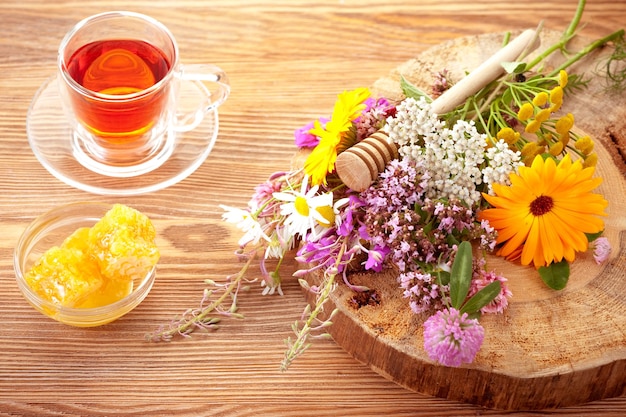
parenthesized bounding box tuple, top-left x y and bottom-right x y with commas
(336, 29, 540, 192)
(430, 29, 539, 115)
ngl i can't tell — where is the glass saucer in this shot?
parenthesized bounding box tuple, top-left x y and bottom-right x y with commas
(26, 76, 219, 195)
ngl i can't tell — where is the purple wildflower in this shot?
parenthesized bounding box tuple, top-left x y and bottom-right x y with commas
(251, 172, 287, 214)
(294, 118, 329, 148)
(354, 97, 395, 141)
(423, 307, 484, 367)
(338, 194, 366, 237)
(295, 193, 367, 278)
(399, 271, 448, 313)
(364, 244, 390, 272)
(430, 69, 451, 98)
(468, 265, 512, 314)
(592, 237, 611, 265)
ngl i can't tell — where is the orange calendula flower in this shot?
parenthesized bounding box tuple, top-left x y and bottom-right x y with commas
(304, 87, 371, 185)
(479, 154, 607, 268)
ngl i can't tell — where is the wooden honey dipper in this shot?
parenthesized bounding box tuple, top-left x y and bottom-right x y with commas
(335, 29, 540, 192)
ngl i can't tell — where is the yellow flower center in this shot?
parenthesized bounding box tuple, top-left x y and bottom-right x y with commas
(529, 195, 554, 216)
(294, 196, 310, 216)
(315, 205, 335, 227)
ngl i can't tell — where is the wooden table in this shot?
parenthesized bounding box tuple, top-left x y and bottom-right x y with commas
(1, 1, 624, 415)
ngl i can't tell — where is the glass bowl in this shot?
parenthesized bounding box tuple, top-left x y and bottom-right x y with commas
(13, 202, 156, 327)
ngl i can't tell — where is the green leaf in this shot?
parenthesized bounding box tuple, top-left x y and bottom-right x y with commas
(501, 61, 527, 74)
(400, 75, 431, 101)
(435, 269, 451, 287)
(414, 203, 429, 223)
(446, 233, 460, 247)
(538, 260, 570, 290)
(585, 230, 604, 242)
(465, 311, 481, 321)
(459, 281, 501, 315)
(449, 241, 474, 309)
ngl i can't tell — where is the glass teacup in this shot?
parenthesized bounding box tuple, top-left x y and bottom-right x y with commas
(57, 11, 230, 176)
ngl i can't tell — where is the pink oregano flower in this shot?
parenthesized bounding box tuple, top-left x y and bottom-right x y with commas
(423, 307, 484, 367)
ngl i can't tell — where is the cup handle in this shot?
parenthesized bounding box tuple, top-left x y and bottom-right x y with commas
(174, 64, 231, 132)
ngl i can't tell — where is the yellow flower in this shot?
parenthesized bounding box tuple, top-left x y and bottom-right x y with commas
(479, 154, 607, 267)
(517, 103, 534, 121)
(550, 86, 563, 104)
(584, 152, 598, 168)
(550, 102, 562, 113)
(549, 141, 563, 156)
(521, 142, 539, 157)
(532, 92, 549, 107)
(559, 70, 568, 88)
(555, 113, 574, 135)
(575, 135, 595, 155)
(549, 86, 564, 112)
(304, 87, 371, 185)
(496, 127, 520, 145)
(520, 142, 543, 166)
(535, 108, 552, 123)
(525, 119, 542, 134)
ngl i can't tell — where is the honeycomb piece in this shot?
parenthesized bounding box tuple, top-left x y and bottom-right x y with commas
(89, 204, 160, 283)
(24, 204, 159, 309)
(24, 245, 103, 308)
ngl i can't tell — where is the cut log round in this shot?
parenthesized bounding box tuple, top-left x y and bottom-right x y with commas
(303, 29, 626, 410)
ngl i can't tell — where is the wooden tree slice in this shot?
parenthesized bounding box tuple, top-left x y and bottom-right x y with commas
(303, 30, 626, 410)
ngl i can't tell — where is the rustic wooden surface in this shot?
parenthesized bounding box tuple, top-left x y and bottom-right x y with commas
(0, 1, 625, 415)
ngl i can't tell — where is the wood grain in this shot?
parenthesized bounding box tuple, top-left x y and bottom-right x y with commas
(1, 0, 625, 415)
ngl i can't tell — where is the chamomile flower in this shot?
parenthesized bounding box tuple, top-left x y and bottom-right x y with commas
(273, 176, 333, 239)
(309, 196, 350, 238)
(220, 205, 270, 247)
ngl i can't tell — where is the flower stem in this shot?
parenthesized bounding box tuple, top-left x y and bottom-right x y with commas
(566, 0, 586, 39)
(280, 243, 345, 371)
(548, 29, 626, 76)
(148, 251, 255, 340)
(526, 0, 586, 71)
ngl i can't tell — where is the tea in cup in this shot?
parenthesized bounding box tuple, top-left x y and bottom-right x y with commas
(57, 11, 230, 176)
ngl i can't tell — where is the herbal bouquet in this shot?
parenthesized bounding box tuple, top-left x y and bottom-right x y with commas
(149, 0, 624, 371)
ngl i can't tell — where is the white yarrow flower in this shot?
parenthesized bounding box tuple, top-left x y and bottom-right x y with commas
(483, 139, 523, 195)
(386, 97, 490, 206)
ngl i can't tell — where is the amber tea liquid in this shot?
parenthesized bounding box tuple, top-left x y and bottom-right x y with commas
(66, 39, 172, 143)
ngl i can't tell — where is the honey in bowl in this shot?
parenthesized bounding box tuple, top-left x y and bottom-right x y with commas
(24, 204, 160, 309)
(65, 39, 172, 141)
